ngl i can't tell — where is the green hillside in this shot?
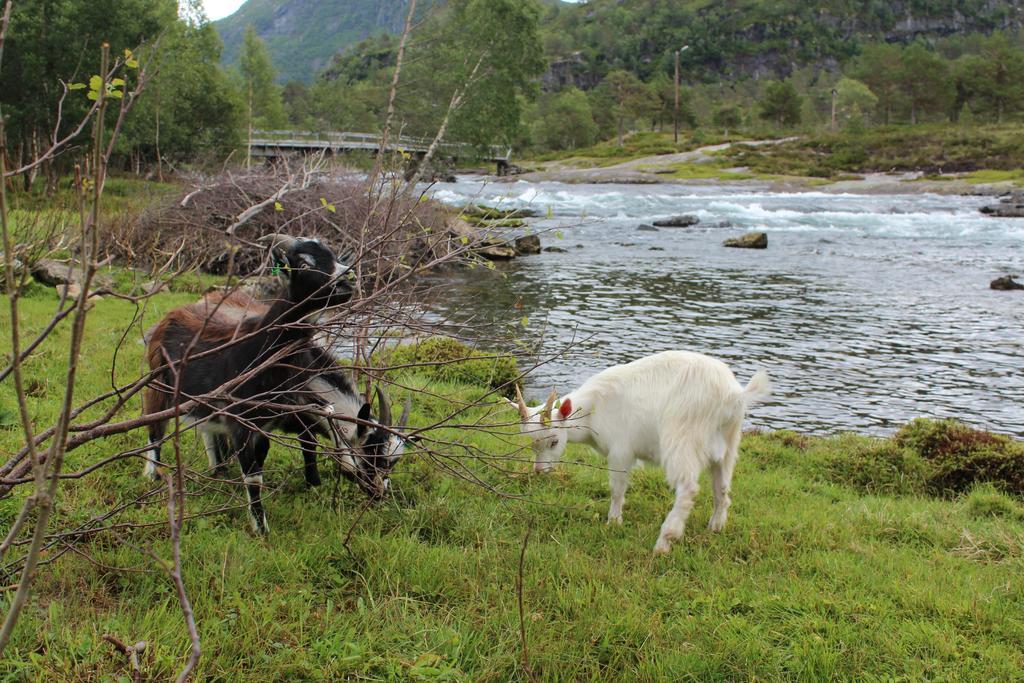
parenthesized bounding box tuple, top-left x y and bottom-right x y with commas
(539, 0, 1024, 83)
(214, 0, 438, 83)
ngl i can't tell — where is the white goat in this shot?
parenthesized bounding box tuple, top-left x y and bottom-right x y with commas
(508, 351, 771, 554)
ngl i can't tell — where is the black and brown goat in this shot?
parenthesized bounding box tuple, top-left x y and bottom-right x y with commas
(142, 234, 403, 534)
(189, 289, 411, 493)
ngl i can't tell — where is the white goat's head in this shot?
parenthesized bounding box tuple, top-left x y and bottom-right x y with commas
(506, 385, 573, 473)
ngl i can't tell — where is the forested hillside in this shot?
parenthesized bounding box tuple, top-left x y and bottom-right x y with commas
(214, 0, 442, 83)
(539, 0, 1024, 83)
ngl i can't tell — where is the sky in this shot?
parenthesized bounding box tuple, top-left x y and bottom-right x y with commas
(203, 0, 245, 21)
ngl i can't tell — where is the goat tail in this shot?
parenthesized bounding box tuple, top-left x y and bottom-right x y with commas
(741, 370, 772, 405)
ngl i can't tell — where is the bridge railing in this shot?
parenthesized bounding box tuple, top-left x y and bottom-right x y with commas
(250, 129, 511, 161)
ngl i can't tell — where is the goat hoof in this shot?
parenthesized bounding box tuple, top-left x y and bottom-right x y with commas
(606, 515, 623, 526)
(305, 473, 322, 487)
(707, 516, 726, 532)
(653, 539, 672, 555)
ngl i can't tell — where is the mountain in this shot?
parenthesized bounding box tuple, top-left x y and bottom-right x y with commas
(214, 0, 434, 84)
(539, 0, 1024, 85)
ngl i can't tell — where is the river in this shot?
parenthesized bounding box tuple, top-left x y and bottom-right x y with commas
(425, 178, 1024, 436)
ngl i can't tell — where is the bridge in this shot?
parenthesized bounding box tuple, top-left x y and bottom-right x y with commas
(248, 130, 514, 175)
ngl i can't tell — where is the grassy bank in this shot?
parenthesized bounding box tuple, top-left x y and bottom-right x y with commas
(522, 125, 1024, 187)
(2, 285, 1024, 681)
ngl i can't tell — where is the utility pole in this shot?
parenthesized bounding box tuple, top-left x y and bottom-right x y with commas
(831, 88, 838, 132)
(674, 45, 689, 145)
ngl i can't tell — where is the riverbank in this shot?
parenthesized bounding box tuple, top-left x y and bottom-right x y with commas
(2, 283, 1023, 679)
(509, 127, 1024, 196)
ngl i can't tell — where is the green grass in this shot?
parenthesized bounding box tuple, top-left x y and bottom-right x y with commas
(962, 169, 1024, 186)
(526, 124, 1024, 184)
(2, 288, 1024, 680)
(528, 130, 744, 166)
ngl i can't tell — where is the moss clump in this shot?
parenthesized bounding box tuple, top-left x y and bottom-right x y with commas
(384, 337, 519, 395)
(965, 483, 1024, 521)
(822, 438, 931, 496)
(894, 418, 1024, 497)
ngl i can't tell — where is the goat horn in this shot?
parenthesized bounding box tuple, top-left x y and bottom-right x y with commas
(375, 384, 392, 426)
(398, 396, 411, 429)
(514, 384, 529, 421)
(540, 388, 558, 423)
(257, 233, 300, 251)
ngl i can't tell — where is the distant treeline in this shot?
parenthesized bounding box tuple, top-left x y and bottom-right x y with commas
(3, 0, 1023, 180)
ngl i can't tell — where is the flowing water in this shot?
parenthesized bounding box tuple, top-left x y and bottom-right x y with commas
(425, 178, 1024, 436)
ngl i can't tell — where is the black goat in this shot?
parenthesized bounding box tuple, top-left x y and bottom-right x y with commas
(143, 234, 380, 534)
(194, 289, 411, 493)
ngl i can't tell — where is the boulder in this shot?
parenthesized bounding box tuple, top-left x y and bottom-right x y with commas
(513, 234, 542, 255)
(543, 246, 567, 253)
(32, 259, 79, 286)
(0, 256, 25, 292)
(990, 275, 1024, 291)
(723, 232, 768, 249)
(652, 215, 699, 228)
(636, 224, 660, 232)
(980, 192, 1024, 218)
(476, 242, 516, 260)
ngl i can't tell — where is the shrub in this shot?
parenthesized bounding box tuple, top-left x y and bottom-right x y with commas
(384, 337, 519, 395)
(894, 418, 1024, 497)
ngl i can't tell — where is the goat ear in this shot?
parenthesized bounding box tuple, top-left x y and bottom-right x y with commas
(559, 398, 572, 419)
(356, 402, 372, 437)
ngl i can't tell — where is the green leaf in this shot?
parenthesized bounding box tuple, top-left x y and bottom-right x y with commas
(555, 230, 564, 240)
(459, 236, 469, 245)
(319, 197, 328, 206)
(67, 82, 86, 90)
(106, 89, 124, 99)
(89, 75, 102, 91)
(126, 59, 139, 69)
(546, 205, 553, 219)
(86, 91, 98, 101)
(110, 78, 125, 87)
(520, 316, 529, 327)
(325, 204, 336, 213)
(274, 201, 284, 212)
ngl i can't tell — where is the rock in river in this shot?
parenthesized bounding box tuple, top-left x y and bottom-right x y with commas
(652, 215, 699, 228)
(514, 234, 542, 255)
(723, 232, 768, 249)
(990, 275, 1024, 291)
(979, 192, 1024, 218)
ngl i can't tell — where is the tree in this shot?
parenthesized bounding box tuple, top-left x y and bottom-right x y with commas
(713, 105, 742, 131)
(400, 0, 547, 148)
(897, 42, 952, 124)
(759, 80, 802, 127)
(835, 77, 878, 128)
(282, 80, 313, 127)
(598, 69, 657, 145)
(960, 32, 1024, 122)
(853, 43, 904, 124)
(238, 24, 285, 164)
(530, 88, 598, 151)
(0, 0, 177, 187)
(117, 6, 243, 172)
